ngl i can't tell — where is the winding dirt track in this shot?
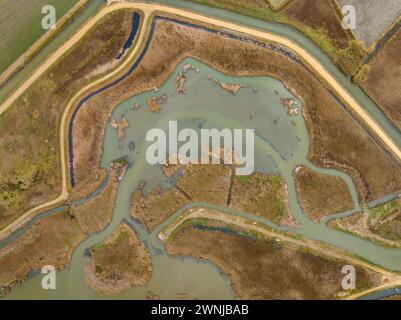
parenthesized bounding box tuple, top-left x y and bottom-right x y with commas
(160, 207, 401, 300)
(0, 1, 401, 297)
(0, 0, 91, 88)
(1, 2, 400, 161)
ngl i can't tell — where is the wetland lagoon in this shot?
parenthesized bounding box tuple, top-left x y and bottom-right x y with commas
(3, 58, 401, 299)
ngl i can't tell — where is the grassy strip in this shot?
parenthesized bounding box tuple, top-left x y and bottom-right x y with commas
(0, 0, 92, 87)
(188, 0, 365, 75)
(328, 218, 401, 250)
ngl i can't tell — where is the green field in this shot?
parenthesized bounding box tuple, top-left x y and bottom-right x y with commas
(0, 0, 78, 73)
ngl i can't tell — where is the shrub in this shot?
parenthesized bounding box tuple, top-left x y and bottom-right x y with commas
(334, 40, 366, 76)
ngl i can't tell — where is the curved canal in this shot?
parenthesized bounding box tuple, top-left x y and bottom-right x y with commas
(3, 57, 401, 299)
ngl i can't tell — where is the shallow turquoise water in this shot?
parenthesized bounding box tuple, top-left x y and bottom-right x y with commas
(157, 0, 401, 146)
(1, 0, 401, 299)
(4, 58, 401, 299)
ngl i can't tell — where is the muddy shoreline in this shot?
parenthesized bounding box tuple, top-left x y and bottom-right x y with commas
(71, 14, 401, 207)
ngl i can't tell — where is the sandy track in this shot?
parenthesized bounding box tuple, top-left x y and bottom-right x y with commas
(159, 207, 401, 300)
(0, 1, 400, 259)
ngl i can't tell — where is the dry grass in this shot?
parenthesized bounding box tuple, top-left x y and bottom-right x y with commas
(73, 17, 401, 207)
(72, 170, 120, 235)
(0, 10, 133, 228)
(188, 0, 364, 75)
(360, 28, 401, 131)
(176, 164, 232, 206)
(330, 199, 401, 246)
(230, 173, 295, 226)
(131, 162, 293, 230)
(166, 220, 381, 299)
(294, 166, 354, 223)
(131, 186, 188, 231)
(281, 0, 351, 49)
(85, 223, 152, 295)
(0, 164, 123, 290)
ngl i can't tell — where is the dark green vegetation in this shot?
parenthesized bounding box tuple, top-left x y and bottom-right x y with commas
(0, 10, 133, 229)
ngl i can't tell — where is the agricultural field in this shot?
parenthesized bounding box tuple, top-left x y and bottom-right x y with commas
(187, 0, 364, 75)
(357, 28, 401, 131)
(330, 199, 401, 245)
(1, 1, 401, 302)
(0, 0, 79, 74)
(336, 0, 401, 48)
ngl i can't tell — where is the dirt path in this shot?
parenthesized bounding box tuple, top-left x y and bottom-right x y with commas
(0, 5, 150, 242)
(159, 207, 401, 300)
(0, 1, 400, 259)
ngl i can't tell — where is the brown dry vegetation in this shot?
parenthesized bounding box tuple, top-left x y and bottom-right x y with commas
(176, 164, 232, 206)
(166, 220, 381, 299)
(230, 173, 295, 226)
(383, 295, 401, 300)
(0, 165, 122, 291)
(360, 28, 401, 131)
(330, 198, 401, 246)
(85, 223, 152, 296)
(281, 0, 351, 49)
(294, 166, 354, 223)
(131, 163, 291, 230)
(131, 163, 232, 231)
(0, 10, 134, 229)
(131, 185, 188, 231)
(74, 18, 401, 207)
(188, 0, 364, 75)
(0, 209, 84, 289)
(71, 169, 121, 235)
